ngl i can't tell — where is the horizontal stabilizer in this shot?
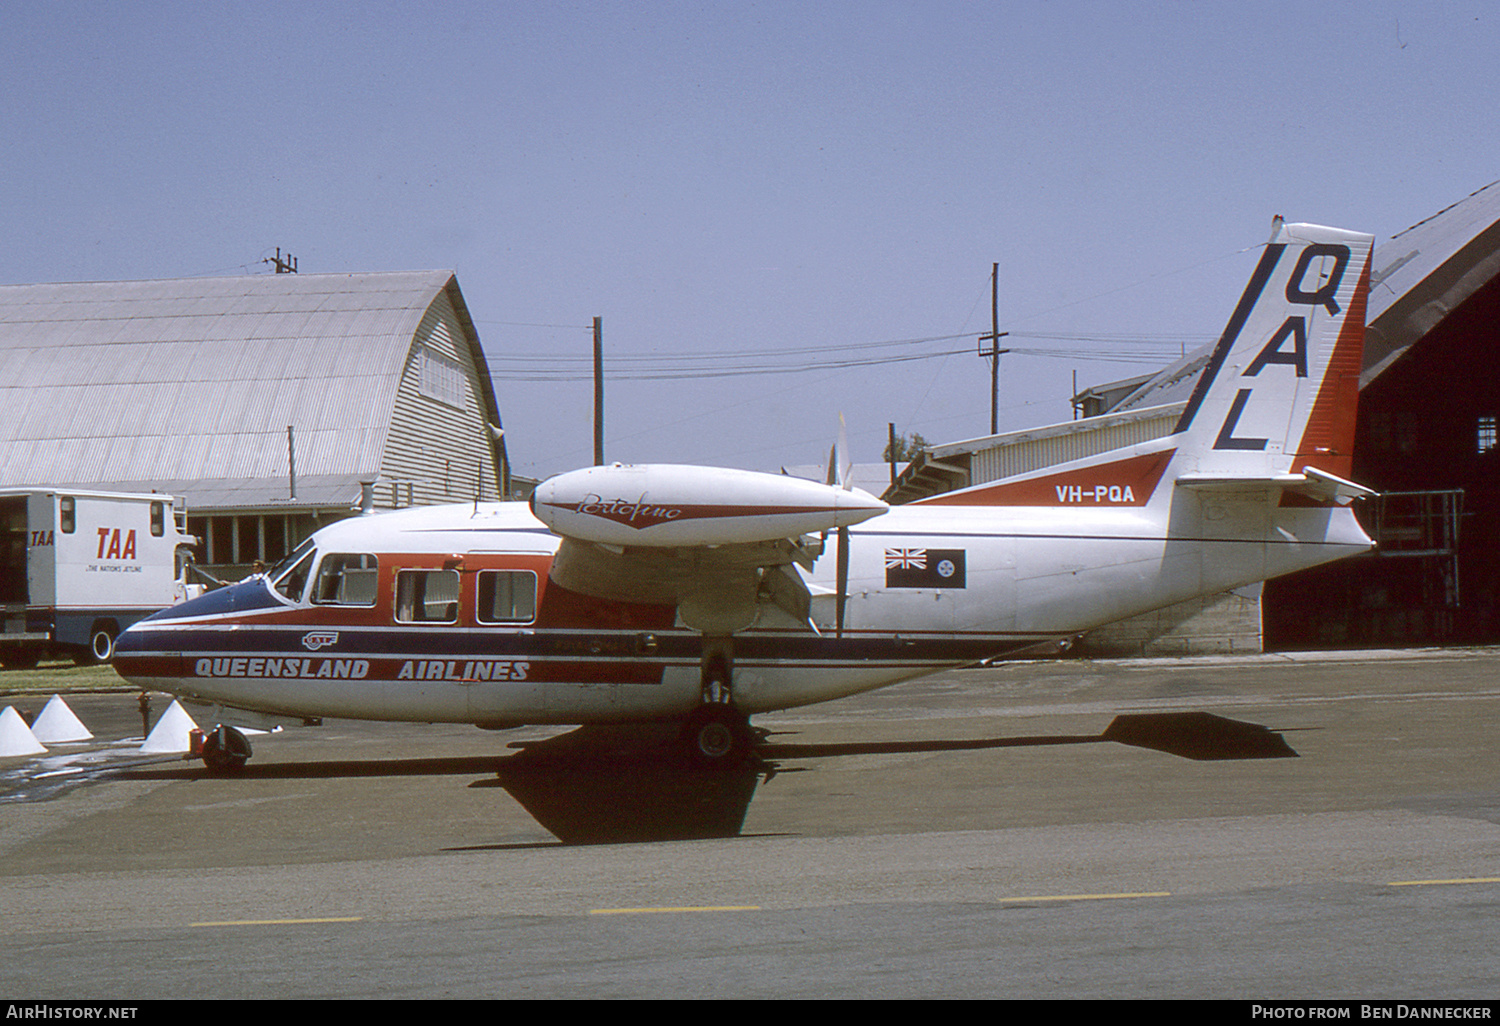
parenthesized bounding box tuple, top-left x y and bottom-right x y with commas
(1292, 466, 1378, 504)
(1177, 465, 1376, 504)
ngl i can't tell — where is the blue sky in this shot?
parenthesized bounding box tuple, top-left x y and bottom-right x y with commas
(5, 1, 1498, 479)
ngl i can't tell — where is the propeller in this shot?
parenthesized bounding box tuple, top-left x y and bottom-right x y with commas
(824, 415, 853, 638)
(825, 413, 852, 490)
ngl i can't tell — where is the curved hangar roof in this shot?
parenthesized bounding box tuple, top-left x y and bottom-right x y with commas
(0, 270, 503, 510)
(1104, 179, 1500, 414)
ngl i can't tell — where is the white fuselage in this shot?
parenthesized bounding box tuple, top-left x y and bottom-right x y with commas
(112, 484, 1369, 727)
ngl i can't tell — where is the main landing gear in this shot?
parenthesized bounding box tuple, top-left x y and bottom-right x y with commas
(681, 639, 755, 769)
(682, 702, 752, 765)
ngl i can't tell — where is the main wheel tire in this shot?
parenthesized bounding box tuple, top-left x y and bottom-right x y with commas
(682, 704, 751, 768)
(202, 724, 253, 774)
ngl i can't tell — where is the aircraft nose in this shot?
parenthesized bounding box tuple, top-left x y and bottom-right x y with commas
(113, 621, 142, 656)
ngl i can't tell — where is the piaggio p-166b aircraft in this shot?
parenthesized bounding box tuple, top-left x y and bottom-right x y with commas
(114, 220, 1375, 771)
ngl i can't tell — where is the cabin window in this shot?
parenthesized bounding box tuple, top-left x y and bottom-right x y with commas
(476, 570, 537, 624)
(396, 569, 460, 623)
(151, 502, 165, 537)
(273, 546, 316, 602)
(60, 497, 76, 534)
(313, 554, 379, 606)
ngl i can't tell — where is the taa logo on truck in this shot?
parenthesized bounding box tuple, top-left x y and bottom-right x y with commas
(96, 528, 138, 560)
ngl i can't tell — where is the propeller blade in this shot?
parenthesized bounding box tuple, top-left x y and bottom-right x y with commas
(825, 414, 853, 490)
(835, 525, 849, 638)
(836, 413, 852, 490)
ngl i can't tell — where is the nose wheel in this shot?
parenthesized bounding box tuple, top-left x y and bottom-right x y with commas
(200, 723, 253, 774)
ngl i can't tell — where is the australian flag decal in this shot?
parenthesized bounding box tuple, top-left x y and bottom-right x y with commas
(884, 547, 966, 589)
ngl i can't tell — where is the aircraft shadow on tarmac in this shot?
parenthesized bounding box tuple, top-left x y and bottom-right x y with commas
(116, 710, 1296, 845)
(481, 711, 1296, 844)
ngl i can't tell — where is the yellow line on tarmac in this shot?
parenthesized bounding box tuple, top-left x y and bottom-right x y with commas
(590, 905, 762, 915)
(1387, 876, 1500, 888)
(191, 916, 365, 927)
(996, 891, 1172, 903)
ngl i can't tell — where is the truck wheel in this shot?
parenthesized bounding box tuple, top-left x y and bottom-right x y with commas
(90, 627, 117, 663)
(72, 626, 118, 666)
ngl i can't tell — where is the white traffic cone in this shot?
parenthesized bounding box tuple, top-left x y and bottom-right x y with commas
(31, 695, 93, 744)
(140, 700, 199, 754)
(0, 705, 47, 757)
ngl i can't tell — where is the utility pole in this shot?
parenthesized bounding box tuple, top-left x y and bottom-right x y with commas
(978, 262, 1010, 436)
(592, 316, 604, 465)
(269, 248, 298, 273)
(287, 425, 297, 500)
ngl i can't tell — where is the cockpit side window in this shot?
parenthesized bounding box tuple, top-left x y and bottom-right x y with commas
(395, 569, 460, 623)
(273, 548, 316, 602)
(476, 570, 537, 624)
(313, 553, 379, 606)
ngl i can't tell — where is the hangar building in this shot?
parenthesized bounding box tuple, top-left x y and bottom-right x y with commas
(0, 270, 508, 575)
(887, 181, 1500, 653)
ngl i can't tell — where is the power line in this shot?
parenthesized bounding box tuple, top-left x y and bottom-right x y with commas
(488, 332, 976, 364)
(489, 329, 1201, 361)
(475, 319, 595, 330)
(489, 339, 1193, 382)
(480, 310, 1209, 383)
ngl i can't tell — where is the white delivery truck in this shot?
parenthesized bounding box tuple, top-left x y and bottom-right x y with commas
(0, 489, 200, 668)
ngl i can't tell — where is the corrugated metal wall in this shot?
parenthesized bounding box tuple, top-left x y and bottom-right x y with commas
(381, 293, 498, 508)
(967, 408, 1181, 483)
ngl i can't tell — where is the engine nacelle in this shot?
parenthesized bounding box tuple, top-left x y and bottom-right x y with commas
(531, 463, 887, 547)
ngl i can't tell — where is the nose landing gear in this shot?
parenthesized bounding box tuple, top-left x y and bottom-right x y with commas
(196, 723, 253, 774)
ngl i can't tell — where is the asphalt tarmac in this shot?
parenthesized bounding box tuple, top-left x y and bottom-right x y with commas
(2, 648, 1498, 1000)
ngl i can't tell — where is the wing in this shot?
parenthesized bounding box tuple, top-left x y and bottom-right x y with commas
(530, 463, 887, 634)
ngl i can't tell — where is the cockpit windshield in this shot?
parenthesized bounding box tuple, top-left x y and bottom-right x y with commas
(266, 537, 316, 581)
(270, 540, 317, 602)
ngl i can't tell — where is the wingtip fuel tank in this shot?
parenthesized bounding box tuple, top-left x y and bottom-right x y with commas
(531, 463, 887, 547)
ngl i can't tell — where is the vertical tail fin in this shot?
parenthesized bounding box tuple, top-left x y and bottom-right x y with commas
(911, 220, 1374, 510)
(1172, 221, 1374, 481)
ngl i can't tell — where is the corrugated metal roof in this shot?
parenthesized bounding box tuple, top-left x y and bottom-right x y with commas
(1362, 179, 1500, 384)
(1104, 182, 1500, 413)
(0, 270, 485, 510)
(880, 402, 1185, 504)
